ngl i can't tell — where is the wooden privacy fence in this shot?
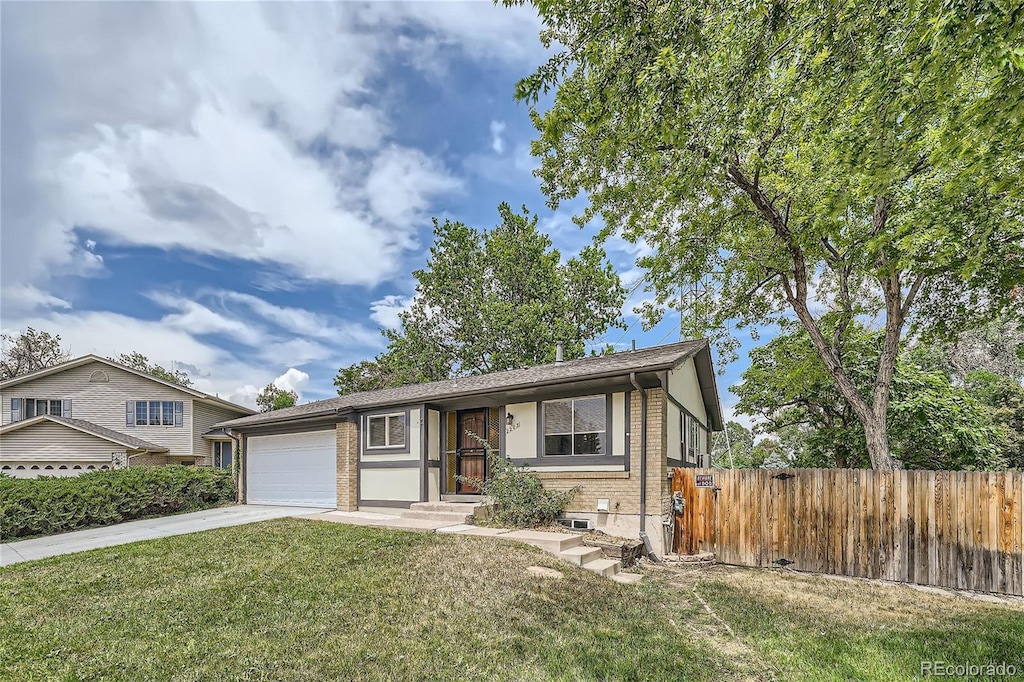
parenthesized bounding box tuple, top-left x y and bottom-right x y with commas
(671, 468, 1024, 596)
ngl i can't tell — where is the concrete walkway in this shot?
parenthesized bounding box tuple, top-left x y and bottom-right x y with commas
(299, 509, 643, 583)
(1, 505, 326, 567)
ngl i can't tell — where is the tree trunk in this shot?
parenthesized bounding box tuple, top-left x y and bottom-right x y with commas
(862, 413, 897, 470)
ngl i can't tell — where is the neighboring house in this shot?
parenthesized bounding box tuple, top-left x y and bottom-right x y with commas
(0, 355, 254, 477)
(216, 340, 723, 556)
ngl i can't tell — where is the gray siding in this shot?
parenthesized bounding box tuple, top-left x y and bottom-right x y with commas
(0, 362, 241, 457)
(0, 420, 123, 464)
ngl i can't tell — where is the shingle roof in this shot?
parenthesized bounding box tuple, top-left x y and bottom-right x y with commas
(0, 415, 169, 452)
(218, 340, 709, 429)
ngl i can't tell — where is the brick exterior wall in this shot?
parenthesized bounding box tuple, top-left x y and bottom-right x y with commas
(535, 388, 673, 554)
(336, 420, 358, 511)
(129, 453, 169, 467)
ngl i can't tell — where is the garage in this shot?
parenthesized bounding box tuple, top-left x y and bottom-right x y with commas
(246, 430, 337, 507)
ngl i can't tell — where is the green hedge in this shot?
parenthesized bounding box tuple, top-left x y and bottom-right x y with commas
(0, 466, 236, 541)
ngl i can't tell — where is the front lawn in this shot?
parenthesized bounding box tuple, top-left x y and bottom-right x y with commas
(0, 519, 733, 681)
(1, 519, 1021, 681)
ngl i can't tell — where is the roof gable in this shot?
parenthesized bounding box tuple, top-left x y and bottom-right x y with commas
(0, 355, 254, 415)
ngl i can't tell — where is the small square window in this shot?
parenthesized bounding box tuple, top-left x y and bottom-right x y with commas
(367, 413, 406, 448)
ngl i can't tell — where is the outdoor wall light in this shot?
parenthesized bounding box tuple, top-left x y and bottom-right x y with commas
(506, 412, 514, 426)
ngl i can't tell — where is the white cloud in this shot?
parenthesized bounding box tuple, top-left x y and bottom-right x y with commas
(273, 368, 310, 398)
(145, 292, 265, 346)
(2, 284, 73, 311)
(216, 290, 381, 347)
(489, 120, 506, 153)
(2, 2, 492, 313)
(365, 147, 462, 229)
(369, 295, 413, 329)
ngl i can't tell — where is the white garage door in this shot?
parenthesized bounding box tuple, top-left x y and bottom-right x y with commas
(246, 431, 337, 508)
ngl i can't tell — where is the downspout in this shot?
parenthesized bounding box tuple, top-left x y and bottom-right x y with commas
(630, 372, 659, 562)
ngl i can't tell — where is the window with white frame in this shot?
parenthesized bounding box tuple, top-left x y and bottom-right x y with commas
(366, 413, 406, 448)
(23, 399, 65, 418)
(128, 400, 183, 427)
(543, 395, 606, 456)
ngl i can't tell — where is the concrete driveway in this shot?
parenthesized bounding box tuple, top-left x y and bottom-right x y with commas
(0, 505, 328, 567)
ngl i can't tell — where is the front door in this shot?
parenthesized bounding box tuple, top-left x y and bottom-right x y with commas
(456, 409, 487, 494)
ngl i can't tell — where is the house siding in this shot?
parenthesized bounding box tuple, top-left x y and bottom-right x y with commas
(192, 402, 245, 465)
(0, 420, 124, 465)
(1, 361, 248, 460)
(667, 358, 708, 426)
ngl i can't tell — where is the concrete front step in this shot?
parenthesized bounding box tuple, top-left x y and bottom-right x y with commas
(404, 501, 488, 524)
(559, 545, 604, 567)
(408, 501, 483, 513)
(500, 529, 583, 554)
(440, 494, 491, 503)
(611, 572, 643, 584)
(583, 558, 621, 578)
(400, 510, 474, 523)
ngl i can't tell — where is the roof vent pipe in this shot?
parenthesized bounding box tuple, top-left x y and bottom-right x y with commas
(555, 341, 564, 363)
(631, 339, 636, 351)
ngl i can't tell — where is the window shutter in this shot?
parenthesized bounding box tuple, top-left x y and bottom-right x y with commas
(126, 401, 136, 427)
(62, 399, 72, 419)
(174, 401, 183, 427)
(11, 398, 22, 423)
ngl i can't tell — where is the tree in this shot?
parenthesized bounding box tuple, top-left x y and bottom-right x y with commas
(0, 328, 71, 380)
(336, 203, 625, 394)
(709, 421, 754, 468)
(508, 0, 1024, 469)
(966, 370, 1024, 470)
(114, 352, 193, 387)
(733, 324, 1005, 470)
(908, 318, 1024, 384)
(256, 384, 298, 412)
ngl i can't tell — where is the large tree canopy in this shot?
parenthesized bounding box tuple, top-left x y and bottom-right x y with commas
(508, 0, 1024, 469)
(733, 323, 1007, 470)
(336, 203, 625, 394)
(0, 328, 71, 380)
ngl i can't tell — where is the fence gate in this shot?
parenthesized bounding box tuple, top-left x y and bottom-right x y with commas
(670, 467, 1024, 597)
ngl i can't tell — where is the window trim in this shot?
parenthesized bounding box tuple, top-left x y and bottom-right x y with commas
(538, 394, 613, 458)
(362, 409, 411, 453)
(127, 400, 184, 427)
(21, 398, 69, 419)
(681, 411, 709, 465)
(213, 441, 233, 470)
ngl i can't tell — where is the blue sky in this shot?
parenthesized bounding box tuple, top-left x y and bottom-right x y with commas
(0, 1, 764, 423)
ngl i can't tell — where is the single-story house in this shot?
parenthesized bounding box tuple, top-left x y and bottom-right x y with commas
(0, 355, 254, 476)
(216, 340, 723, 556)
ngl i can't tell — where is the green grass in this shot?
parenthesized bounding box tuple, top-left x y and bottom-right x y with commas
(692, 568, 1024, 681)
(2, 519, 1021, 681)
(0, 519, 735, 681)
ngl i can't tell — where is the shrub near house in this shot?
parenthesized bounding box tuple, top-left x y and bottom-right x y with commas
(0, 466, 235, 541)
